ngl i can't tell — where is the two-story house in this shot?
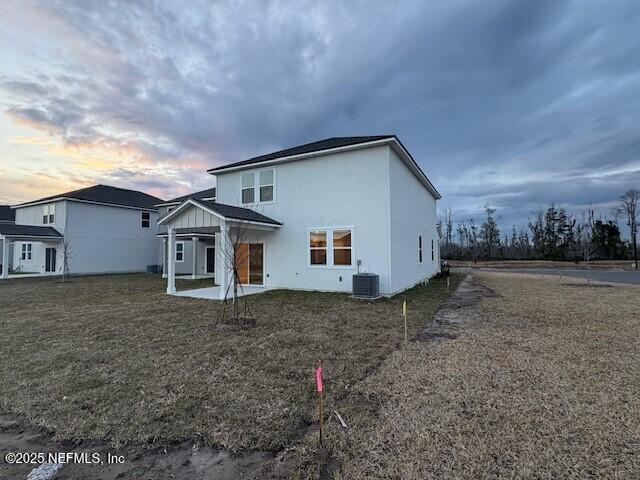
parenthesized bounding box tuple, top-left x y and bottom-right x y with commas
(0, 185, 163, 279)
(158, 136, 441, 298)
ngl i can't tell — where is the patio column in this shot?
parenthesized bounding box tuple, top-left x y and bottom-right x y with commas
(1, 236, 8, 279)
(167, 227, 176, 294)
(162, 238, 167, 278)
(218, 224, 229, 300)
(192, 237, 198, 279)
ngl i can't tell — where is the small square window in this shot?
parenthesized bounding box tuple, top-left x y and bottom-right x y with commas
(259, 185, 273, 202)
(242, 187, 255, 204)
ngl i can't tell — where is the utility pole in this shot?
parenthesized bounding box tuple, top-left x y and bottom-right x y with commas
(632, 219, 638, 270)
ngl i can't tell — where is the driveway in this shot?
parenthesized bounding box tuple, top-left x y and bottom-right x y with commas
(477, 268, 640, 285)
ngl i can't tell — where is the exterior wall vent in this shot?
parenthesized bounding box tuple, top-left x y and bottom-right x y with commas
(352, 273, 379, 299)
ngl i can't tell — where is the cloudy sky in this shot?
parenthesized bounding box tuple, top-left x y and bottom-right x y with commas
(0, 0, 638, 232)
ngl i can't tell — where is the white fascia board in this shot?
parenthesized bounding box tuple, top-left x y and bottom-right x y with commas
(206, 138, 395, 175)
(13, 197, 159, 212)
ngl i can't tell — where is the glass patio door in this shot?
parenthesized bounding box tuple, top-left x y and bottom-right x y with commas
(234, 243, 264, 286)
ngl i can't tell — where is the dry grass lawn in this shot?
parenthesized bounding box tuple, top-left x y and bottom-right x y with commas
(326, 273, 639, 479)
(0, 273, 458, 453)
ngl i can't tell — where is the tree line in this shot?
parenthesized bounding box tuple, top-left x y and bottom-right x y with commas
(441, 189, 639, 264)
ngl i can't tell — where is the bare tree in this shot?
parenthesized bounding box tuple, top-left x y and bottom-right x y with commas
(618, 189, 639, 269)
(219, 220, 255, 323)
(60, 235, 73, 281)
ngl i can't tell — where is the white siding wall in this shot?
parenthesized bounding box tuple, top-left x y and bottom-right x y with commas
(215, 145, 392, 294)
(12, 201, 65, 274)
(63, 201, 160, 274)
(388, 148, 440, 294)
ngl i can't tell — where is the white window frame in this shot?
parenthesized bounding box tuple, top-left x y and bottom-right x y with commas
(419, 235, 423, 264)
(240, 168, 276, 205)
(21, 243, 32, 261)
(307, 226, 355, 269)
(175, 241, 185, 263)
(141, 211, 150, 228)
(43, 204, 55, 224)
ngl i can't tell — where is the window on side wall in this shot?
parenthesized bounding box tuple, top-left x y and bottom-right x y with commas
(333, 230, 352, 266)
(43, 204, 55, 224)
(175, 242, 184, 262)
(431, 239, 435, 261)
(309, 230, 327, 265)
(141, 211, 150, 228)
(419, 235, 423, 263)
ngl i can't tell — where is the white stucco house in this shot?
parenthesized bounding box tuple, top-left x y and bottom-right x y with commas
(0, 185, 163, 279)
(159, 135, 441, 299)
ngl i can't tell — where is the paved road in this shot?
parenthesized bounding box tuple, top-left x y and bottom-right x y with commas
(473, 268, 640, 286)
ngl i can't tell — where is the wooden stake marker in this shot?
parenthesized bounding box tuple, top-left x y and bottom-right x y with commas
(403, 300, 408, 344)
(315, 362, 324, 446)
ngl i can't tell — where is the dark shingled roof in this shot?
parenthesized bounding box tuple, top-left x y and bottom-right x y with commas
(198, 200, 281, 225)
(0, 224, 62, 238)
(0, 205, 15, 223)
(14, 185, 164, 210)
(207, 136, 395, 172)
(157, 187, 216, 206)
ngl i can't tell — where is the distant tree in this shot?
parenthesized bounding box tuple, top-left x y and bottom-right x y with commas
(592, 220, 623, 260)
(479, 204, 500, 259)
(618, 189, 639, 269)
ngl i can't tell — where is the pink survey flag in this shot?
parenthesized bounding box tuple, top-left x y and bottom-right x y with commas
(315, 365, 323, 393)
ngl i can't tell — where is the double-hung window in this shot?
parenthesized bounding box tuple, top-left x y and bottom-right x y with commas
(141, 211, 150, 228)
(309, 228, 353, 267)
(21, 243, 32, 261)
(419, 235, 423, 263)
(241, 169, 275, 204)
(309, 230, 327, 265)
(43, 204, 55, 224)
(175, 242, 184, 262)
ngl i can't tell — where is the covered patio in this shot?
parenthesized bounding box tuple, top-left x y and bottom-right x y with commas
(157, 198, 281, 300)
(0, 224, 63, 279)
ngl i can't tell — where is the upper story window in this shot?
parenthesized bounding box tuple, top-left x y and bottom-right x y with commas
(43, 204, 55, 224)
(141, 211, 150, 228)
(431, 239, 435, 261)
(241, 169, 275, 205)
(309, 227, 354, 267)
(419, 235, 423, 263)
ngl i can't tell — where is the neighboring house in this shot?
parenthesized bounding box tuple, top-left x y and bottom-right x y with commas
(0, 185, 163, 279)
(154, 187, 217, 278)
(158, 135, 441, 298)
(0, 206, 16, 275)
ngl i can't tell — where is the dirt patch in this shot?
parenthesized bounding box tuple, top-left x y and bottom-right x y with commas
(415, 274, 497, 342)
(0, 414, 272, 480)
(561, 283, 613, 288)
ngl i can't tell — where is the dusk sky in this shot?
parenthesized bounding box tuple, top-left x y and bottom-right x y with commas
(1, 0, 639, 232)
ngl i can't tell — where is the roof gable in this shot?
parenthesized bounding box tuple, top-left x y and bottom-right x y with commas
(155, 187, 216, 207)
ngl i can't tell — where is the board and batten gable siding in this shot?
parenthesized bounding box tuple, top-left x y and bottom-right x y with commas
(215, 145, 392, 294)
(388, 147, 439, 294)
(64, 201, 159, 274)
(163, 204, 222, 229)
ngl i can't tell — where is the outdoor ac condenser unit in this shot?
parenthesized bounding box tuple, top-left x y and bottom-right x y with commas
(352, 273, 379, 299)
